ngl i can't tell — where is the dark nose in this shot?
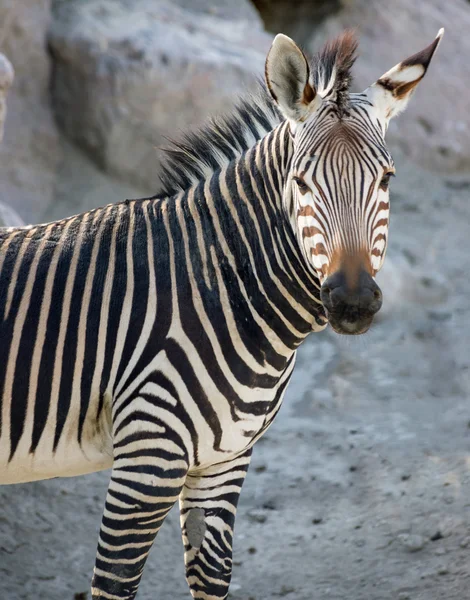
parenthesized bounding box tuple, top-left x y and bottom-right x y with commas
(320, 270, 383, 317)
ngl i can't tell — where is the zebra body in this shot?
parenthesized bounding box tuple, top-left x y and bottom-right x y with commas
(0, 129, 311, 481)
(0, 30, 442, 599)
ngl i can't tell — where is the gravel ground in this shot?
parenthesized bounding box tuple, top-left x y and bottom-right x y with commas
(1, 154, 469, 599)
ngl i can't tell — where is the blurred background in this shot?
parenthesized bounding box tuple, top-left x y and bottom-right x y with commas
(0, 1, 469, 599)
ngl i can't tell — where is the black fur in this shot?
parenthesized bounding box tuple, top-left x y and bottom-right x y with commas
(310, 30, 358, 115)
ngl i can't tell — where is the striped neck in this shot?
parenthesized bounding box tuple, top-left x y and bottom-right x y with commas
(177, 121, 326, 364)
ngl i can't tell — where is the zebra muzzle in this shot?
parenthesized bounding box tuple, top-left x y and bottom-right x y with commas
(320, 269, 383, 335)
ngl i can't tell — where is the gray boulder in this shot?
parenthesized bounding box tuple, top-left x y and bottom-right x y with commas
(0, 0, 61, 222)
(0, 51, 17, 228)
(308, 0, 469, 174)
(48, 0, 272, 191)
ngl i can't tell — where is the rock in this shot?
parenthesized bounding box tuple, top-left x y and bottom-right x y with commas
(40, 136, 146, 224)
(279, 585, 296, 596)
(0, 0, 61, 222)
(0, 53, 14, 143)
(437, 565, 449, 576)
(398, 533, 427, 553)
(0, 53, 14, 93)
(247, 510, 268, 524)
(0, 0, 149, 225)
(308, 0, 470, 173)
(48, 0, 272, 191)
(168, 0, 260, 21)
(262, 499, 277, 510)
(0, 51, 25, 229)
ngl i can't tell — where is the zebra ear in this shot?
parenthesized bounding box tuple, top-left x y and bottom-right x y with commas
(265, 34, 320, 124)
(365, 29, 444, 123)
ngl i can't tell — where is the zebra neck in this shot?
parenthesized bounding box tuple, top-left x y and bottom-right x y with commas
(178, 123, 325, 363)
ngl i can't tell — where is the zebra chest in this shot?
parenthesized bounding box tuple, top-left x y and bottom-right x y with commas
(186, 379, 288, 470)
(119, 343, 296, 470)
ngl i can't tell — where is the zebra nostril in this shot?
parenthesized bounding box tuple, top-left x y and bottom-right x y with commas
(320, 284, 334, 312)
(369, 285, 383, 314)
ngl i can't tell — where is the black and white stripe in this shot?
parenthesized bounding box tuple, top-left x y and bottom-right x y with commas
(0, 115, 326, 598)
(292, 97, 393, 278)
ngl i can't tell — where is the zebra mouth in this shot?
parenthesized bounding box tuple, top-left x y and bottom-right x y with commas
(327, 313, 374, 336)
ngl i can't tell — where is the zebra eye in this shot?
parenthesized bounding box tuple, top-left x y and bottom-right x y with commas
(379, 172, 395, 191)
(293, 176, 310, 193)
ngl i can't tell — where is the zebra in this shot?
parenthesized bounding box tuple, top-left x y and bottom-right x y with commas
(0, 29, 442, 600)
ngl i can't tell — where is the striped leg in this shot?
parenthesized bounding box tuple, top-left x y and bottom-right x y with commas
(91, 434, 188, 599)
(180, 449, 252, 599)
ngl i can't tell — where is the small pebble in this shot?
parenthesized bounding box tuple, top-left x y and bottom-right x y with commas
(398, 533, 426, 553)
(247, 511, 267, 524)
(279, 585, 295, 596)
(428, 310, 451, 322)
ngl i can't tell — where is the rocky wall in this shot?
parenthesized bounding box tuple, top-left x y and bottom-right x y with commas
(48, 0, 272, 191)
(309, 0, 469, 173)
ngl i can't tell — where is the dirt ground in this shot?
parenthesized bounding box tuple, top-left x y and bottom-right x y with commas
(1, 154, 469, 599)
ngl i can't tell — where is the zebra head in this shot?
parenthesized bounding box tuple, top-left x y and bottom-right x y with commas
(265, 30, 443, 335)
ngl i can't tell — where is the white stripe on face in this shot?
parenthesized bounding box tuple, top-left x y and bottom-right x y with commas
(290, 99, 394, 282)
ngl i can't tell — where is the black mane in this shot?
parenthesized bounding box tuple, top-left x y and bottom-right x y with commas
(157, 32, 358, 198)
(157, 85, 281, 198)
(310, 29, 358, 115)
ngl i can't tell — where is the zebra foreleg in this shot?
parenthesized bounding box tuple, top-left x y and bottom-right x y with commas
(180, 449, 252, 599)
(91, 445, 189, 599)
